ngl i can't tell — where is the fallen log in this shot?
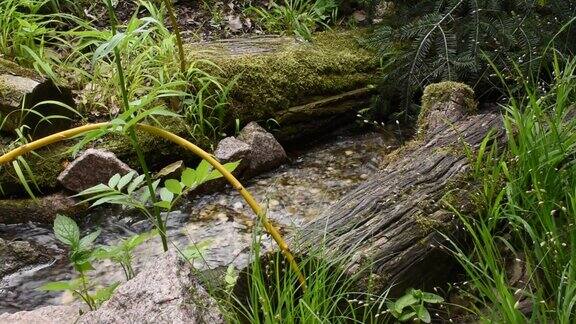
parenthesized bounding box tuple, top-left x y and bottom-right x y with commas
(290, 81, 506, 295)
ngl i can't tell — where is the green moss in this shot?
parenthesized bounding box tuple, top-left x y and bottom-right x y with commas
(417, 81, 476, 135)
(186, 29, 378, 122)
(413, 212, 448, 235)
(0, 118, 210, 197)
(0, 58, 39, 80)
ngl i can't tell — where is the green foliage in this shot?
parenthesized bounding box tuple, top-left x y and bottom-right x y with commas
(39, 214, 116, 310)
(365, 0, 576, 118)
(75, 161, 238, 250)
(92, 230, 158, 280)
(246, 0, 338, 41)
(444, 54, 576, 322)
(387, 289, 443, 323)
(223, 224, 392, 323)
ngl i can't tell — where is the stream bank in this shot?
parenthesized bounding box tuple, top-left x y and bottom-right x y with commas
(0, 128, 399, 313)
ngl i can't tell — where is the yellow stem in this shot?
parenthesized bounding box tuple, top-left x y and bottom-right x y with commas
(0, 122, 307, 289)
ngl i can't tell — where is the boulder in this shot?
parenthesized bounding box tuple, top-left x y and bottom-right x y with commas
(0, 305, 81, 324)
(0, 238, 52, 278)
(77, 252, 224, 323)
(0, 192, 85, 224)
(57, 149, 135, 193)
(214, 136, 251, 174)
(237, 122, 287, 177)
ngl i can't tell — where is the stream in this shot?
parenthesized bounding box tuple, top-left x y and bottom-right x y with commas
(0, 130, 399, 314)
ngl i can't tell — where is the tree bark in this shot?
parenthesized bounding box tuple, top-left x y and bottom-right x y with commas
(291, 82, 506, 296)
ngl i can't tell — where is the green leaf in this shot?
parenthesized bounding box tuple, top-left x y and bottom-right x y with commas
(108, 173, 122, 188)
(206, 161, 240, 181)
(92, 282, 120, 305)
(387, 301, 401, 318)
(37, 280, 79, 292)
(182, 240, 212, 261)
(195, 160, 211, 182)
(164, 179, 182, 195)
(421, 292, 444, 303)
(398, 311, 417, 322)
(415, 304, 431, 323)
(117, 171, 136, 191)
(127, 174, 146, 194)
(92, 32, 127, 65)
(154, 200, 171, 209)
(394, 293, 419, 313)
(79, 229, 101, 250)
(159, 187, 174, 202)
(225, 264, 238, 287)
(181, 168, 196, 187)
(54, 214, 80, 247)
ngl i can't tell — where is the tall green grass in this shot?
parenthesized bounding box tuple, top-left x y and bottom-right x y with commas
(445, 54, 576, 322)
(220, 225, 392, 323)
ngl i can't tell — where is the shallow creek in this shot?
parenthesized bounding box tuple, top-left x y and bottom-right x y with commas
(0, 131, 398, 313)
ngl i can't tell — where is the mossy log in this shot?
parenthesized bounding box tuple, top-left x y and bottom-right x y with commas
(289, 82, 506, 296)
(0, 193, 85, 224)
(187, 30, 378, 139)
(0, 58, 76, 138)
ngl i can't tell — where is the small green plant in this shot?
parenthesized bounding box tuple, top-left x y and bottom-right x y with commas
(387, 288, 444, 323)
(38, 214, 117, 310)
(92, 229, 158, 280)
(75, 161, 239, 250)
(246, 0, 337, 41)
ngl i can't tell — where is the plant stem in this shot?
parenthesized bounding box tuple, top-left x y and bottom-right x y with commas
(104, 0, 169, 251)
(161, 0, 186, 74)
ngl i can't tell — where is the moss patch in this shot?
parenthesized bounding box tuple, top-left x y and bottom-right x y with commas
(187, 29, 379, 123)
(418, 81, 476, 134)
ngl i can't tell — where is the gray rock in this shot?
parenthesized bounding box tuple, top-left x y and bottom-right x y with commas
(0, 238, 51, 278)
(214, 136, 251, 175)
(57, 149, 134, 193)
(237, 122, 287, 176)
(0, 305, 81, 324)
(78, 252, 224, 324)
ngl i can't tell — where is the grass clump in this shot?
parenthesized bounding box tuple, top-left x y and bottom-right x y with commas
(444, 54, 576, 322)
(245, 0, 338, 41)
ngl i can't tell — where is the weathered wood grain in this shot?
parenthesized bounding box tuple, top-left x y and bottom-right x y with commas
(292, 82, 506, 295)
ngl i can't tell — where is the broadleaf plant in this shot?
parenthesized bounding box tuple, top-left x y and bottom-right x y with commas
(387, 288, 444, 323)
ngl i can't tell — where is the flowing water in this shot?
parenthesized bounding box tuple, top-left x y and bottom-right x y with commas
(0, 130, 399, 313)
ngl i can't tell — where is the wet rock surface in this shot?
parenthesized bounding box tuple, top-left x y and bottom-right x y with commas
(57, 149, 135, 193)
(0, 238, 52, 278)
(0, 305, 81, 324)
(0, 130, 398, 313)
(78, 252, 223, 324)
